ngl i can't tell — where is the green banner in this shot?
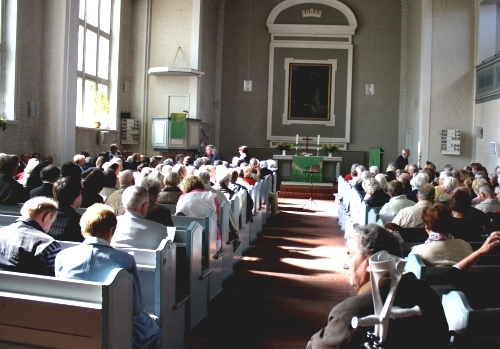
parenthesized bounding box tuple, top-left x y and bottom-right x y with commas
(170, 113, 187, 139)
(292, 156, 323, 182)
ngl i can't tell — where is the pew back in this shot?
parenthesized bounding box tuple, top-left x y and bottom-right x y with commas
(0, 268, 133, 349)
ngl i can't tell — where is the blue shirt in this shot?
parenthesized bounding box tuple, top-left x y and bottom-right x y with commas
(55, 237, 163, 348)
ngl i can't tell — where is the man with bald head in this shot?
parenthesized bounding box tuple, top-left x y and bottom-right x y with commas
(105, 170, 135, 215)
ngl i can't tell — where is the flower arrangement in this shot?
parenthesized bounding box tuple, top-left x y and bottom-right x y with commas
(0, 117, 6, 131)
(275, 142, 294, 151)
(321, 143, 340, 153)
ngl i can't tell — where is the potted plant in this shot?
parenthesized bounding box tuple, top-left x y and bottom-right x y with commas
(321, 143, 340, 157)
(275, 141, 294, 155)
(0, 117, 6, 131)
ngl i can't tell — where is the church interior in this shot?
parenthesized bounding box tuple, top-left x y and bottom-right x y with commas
(0, 0, 498, 173)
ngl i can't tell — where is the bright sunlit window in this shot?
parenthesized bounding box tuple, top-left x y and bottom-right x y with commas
(76, 0, 112, 128)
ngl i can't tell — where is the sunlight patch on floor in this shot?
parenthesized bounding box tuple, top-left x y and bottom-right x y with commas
(280, 257, 337, 273)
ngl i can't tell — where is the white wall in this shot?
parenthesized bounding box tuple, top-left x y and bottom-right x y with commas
(428, 0, 475, 169)
(475, 99, 500, 171)
(401, 0, 422, 162)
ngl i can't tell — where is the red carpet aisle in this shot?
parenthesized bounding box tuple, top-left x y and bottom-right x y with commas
(185, 198, 356, 349)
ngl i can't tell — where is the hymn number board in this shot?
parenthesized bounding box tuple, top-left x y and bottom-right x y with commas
(441, 129, 461, 155)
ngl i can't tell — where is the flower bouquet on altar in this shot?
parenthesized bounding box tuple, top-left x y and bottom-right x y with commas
(321, 143, 339, 156)
(276, 141, 294, 155)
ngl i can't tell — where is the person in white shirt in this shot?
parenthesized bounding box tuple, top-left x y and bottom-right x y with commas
(392, 184, 434, 227)
(111, 185, 166, 250)
(379, 180, 415, 216)
(474, 183, 500, 213)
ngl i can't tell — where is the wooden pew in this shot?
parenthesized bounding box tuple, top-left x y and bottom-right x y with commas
(0, 214, 19, 227)
(0, 203, 22, 215)
(0, 268, 133, 349)
(171, 211, 222, 303)
(58, 239, 187, 349)
(174, 221, 210, 331)
(442, 290, 500, 348)
(219, 201, 234, 281)
(158, 203, 177, 214)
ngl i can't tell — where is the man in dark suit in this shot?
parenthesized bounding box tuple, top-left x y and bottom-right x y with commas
(0, 154, 29, 204)
(0, 197, 60, 276)
(81, 156, 105, 178)
(16, 152, 30, 174)
(48, 177, 84, 242)
(395, 148, 410, 170)
(29, 165, 61, 198)
(104, 143, 121, 162)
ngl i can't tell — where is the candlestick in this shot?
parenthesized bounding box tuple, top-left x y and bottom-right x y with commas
(296, 134, 299, 144)
(316, 147, 320, 156)
(317, 135, 320, 145)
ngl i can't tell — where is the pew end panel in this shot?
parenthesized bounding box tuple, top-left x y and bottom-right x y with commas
(172, 211, 223, 303)
(220, 201, 234, 281)
(120, 239, 186, 349)
(231, 195, 243, 265)
(250, 183, 262, 242)
(238, 190, 250, 253)
(0, 268, 133, 349)
(174, 222, 209, 331)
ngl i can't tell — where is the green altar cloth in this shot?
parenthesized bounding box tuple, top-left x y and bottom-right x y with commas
(292, 156, 323, 182)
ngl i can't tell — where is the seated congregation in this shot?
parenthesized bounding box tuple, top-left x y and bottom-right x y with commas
(328, 156, 500, 348)
(0, 144, 277, 348)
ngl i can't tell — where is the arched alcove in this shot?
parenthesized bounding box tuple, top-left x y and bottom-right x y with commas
(266, 0, 357, 146)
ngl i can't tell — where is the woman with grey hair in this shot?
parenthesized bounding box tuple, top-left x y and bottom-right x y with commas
(307, 223, 449, 349)
(353, 170, 371, 191)
(407, 172, 429, 202)
(435, 177, 458, 203)
(362, 178, 390, 207)
(374, 173, 387, 190)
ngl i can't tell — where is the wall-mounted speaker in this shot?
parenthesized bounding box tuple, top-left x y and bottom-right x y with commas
(98, 131, 109, 145)
(490, 142, 497, 156)
(476, 126, 483, 139)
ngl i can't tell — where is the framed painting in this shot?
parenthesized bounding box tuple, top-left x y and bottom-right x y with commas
(287, 63, 332, 121)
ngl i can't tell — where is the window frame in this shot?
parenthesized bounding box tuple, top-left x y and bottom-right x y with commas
(76, 0, 112, 128)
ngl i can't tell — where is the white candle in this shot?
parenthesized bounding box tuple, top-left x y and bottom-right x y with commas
(418, 141, 421, 154)
(317, 135, 320, 145)
(296, 134, 298, 144)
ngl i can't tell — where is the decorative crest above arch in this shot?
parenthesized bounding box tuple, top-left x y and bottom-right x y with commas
(267, 0, 357, 35)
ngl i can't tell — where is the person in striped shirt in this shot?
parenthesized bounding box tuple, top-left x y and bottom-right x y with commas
(0, 196, 60, 276)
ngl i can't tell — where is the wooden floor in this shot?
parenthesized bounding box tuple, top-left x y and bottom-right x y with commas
(185, 198, 355, 349)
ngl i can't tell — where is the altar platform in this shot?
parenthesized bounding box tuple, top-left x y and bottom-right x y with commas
(279, 181, 337, 200)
